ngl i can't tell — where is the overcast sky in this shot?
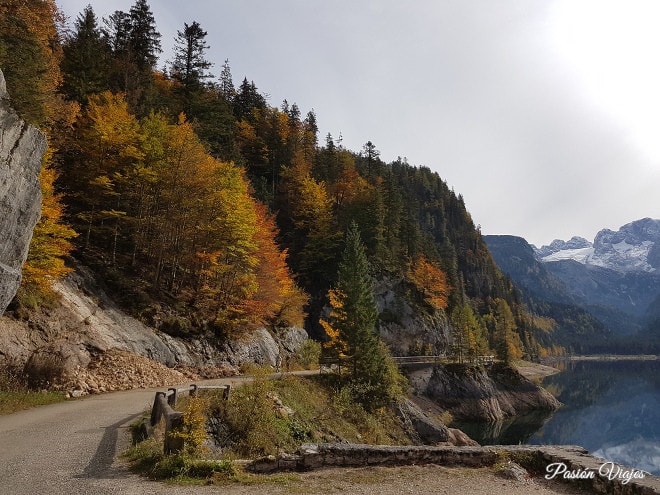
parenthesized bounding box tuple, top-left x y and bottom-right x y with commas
(55, 0, 660, 247)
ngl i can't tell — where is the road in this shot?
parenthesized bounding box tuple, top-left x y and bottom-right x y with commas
(0, 376, 252, 495)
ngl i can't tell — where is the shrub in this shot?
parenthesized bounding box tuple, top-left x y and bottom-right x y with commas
(294, 339, 321, 369)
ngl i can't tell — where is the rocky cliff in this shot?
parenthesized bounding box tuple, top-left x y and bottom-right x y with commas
(0, 69, 45, 315)
(0, 262, 308, 394)
(413, 363, 560, 422)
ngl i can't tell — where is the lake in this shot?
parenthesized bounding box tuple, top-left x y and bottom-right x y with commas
(454, 359, 660, 475)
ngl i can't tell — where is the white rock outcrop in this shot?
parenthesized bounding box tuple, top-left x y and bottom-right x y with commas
(0, 69, 45, 315)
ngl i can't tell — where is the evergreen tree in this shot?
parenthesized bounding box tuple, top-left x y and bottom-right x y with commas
(127, 0, 161, 72)
(61, 5, 110, 104)
(218, 59, 235, 101)
(321, 222, 405, 410)
(170, 21, 212, 91)
(102, 0, 161, 112)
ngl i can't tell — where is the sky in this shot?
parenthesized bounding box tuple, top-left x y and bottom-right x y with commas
(55, 0, 660, 247)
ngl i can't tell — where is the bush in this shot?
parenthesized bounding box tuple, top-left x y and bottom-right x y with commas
(294, 339, 321, 369)
(211, 373, 293, 457)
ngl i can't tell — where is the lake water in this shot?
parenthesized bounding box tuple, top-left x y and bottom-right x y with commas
(454, 359, 660, 475)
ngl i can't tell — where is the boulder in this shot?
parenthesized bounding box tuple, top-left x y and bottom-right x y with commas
(0, 69, 46, 315)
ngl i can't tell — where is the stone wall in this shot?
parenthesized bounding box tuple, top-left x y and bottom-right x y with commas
(0, 69, 46, 315)
(249, 443, 660, 494)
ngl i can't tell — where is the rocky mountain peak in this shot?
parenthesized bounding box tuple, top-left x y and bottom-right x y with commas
(535, 218, 660, 273)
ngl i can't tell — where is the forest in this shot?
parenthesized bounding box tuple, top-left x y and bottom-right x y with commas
(0, 0, 564, 367)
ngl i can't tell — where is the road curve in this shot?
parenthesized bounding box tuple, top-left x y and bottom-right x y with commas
(0, 376, 257, 495)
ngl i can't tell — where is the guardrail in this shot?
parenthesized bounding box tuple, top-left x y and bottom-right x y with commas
(319, 355, 446, 372)
(319, 354, 496, 371)
(149, 384, 231, 454)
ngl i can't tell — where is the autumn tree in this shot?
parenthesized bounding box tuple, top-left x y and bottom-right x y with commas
(450, 303, 489, 364)
(278, 161, 340, 290)
(249, 203, 307, 328)
(64, 91, 143, 252)
(17, 148, 78, 304)
(0, 0, 64, 125)
(407, 254, 450, 310)
(321, 222, 405, 410)
(486, 298, 524, 364)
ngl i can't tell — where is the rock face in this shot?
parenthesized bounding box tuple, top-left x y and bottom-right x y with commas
(422, 363, 560, 422)
(0, 69, 46, 315)
(0, 262, 308, 393)
(373, 277, 452, 356)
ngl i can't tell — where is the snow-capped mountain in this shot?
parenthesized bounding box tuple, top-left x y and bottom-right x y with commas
(534, 218, 660, 273)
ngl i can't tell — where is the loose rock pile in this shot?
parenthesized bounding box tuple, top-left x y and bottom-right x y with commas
(66, 349, 235, 397)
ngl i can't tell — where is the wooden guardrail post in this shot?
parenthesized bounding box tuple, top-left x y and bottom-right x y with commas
(148, 383, 233, 455)
(167, 388, 178, 406)
(150, 391, 166, 427)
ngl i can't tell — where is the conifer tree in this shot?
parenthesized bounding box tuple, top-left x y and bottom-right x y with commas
(61, 5, 110, 104)
(171, 21, 212, 91)
(321, 222, 405, 410)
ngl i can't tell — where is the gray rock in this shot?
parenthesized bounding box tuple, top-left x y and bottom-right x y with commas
(497, 461, 529, 482)
(0, 69, 46, 315)
(424, 362, 561, 422)
(373, 276, 452, 356)
(394, 399, 450, 444)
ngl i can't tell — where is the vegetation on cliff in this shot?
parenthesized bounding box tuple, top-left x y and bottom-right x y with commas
(1, 0, 567, 380)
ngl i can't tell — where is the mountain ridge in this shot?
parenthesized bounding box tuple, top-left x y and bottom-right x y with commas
(533, 218, 660, 273)
(485, 218, 660, 352)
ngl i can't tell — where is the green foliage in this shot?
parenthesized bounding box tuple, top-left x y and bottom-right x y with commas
(212, 373, 292, 457)
(123, 437, 234, 482)
(293, 339, 322, 369)
(322, 223, 407, 411)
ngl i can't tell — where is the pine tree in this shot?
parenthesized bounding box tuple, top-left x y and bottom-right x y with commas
(61, 5, 110, 104)
(321, 222, 405, 410)
(171, 21, 212, 91)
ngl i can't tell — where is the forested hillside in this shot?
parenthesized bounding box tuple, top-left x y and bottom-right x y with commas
(1, 0, 563, 362)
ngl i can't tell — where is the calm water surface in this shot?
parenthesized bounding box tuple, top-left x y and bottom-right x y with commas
(455, 359, 660, 475)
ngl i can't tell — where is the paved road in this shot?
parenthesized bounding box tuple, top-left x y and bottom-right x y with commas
(0, 376, 260, 495)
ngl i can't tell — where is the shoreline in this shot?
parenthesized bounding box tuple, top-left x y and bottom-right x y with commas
(514, 360, 560, 380)
(563, 354, 659, 361)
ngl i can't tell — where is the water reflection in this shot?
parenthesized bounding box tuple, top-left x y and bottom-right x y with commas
(457, 359, 660, 475)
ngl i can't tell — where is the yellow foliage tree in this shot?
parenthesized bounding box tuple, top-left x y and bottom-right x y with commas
(20, 148, 77, 300)
(319, 288, 348, 355)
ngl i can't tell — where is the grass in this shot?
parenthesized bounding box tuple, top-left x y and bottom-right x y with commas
(0, 390, 67, 415)
(0, 363, 67, 415)
(124, 373, 414, 485)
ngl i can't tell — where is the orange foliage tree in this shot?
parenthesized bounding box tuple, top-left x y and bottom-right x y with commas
(20, 148, 78, 299)
(407, 254, 450, 310)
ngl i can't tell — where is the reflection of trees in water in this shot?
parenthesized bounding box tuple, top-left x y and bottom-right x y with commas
(530, 360, 660, 448)
(457, 360, 660, 448)
(455, 409, 554, 445)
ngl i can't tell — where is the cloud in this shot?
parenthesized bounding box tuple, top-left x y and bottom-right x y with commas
(56, 0, 660, 245)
